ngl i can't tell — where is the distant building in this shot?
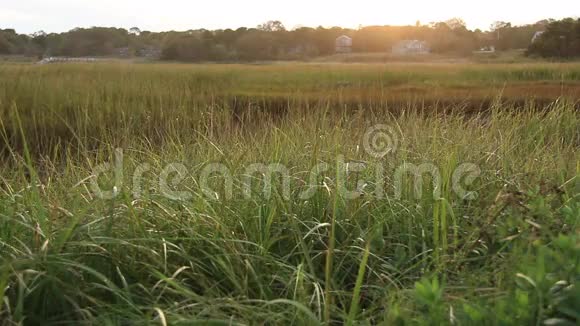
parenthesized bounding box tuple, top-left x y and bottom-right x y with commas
(137, 46, 162, 59)
(532, 31, 545, 43)
(115, 47, 131, 58)
(392, 40, 430, 55)
(335, 35, 353, 53)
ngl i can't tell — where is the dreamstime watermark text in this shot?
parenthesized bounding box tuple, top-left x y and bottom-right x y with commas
(88, 126, 480, 202)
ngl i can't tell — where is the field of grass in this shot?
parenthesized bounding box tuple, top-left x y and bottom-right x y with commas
(0, 62, 578, 325)
(316, 50, 536, 64)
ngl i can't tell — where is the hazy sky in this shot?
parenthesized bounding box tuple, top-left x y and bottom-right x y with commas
(2, 0, 578, 34)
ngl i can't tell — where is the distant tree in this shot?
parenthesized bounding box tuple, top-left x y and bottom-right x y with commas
(528, 18, 580, 58)
(235, 30, 276, 60)
(445, 18, 467, 30)
(428, 20, 478, 54)
(213, 28, 238, 51)
(353, 26, 391, 52)
(0, 29, 32, 55)
(161, 32, 210, 61)
(488, 21, 542, 50)
(490, 21, 511, 41)
(29, 31, 48, 56)
(288, 27, 320, 57)
(129, 27, 141, 36)
(31, 30, 47, 38)
(0, 33, 14, 54)
(50, 27, 128, 56)
(491, 21, 512, 32)
(257, 21, 286, 32)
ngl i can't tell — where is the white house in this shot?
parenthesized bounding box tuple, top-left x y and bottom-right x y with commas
(392, 40, 430, 55)
(335, 35, 353, 53)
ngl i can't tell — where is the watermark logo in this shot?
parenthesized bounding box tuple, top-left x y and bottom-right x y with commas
(363, 124, 399, 158)
(86, 125, 480, 202)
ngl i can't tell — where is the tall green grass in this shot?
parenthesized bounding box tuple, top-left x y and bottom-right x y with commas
(0, 63, 578, 325)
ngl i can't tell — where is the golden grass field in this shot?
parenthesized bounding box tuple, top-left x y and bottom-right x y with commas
(0, 61, 578, 325)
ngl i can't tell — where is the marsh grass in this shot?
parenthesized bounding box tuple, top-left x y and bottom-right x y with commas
(0, 63, 578, 325)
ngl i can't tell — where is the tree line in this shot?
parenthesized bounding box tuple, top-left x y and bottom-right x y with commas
(528, 18, 580, 58)
(0, 18, 578, 61)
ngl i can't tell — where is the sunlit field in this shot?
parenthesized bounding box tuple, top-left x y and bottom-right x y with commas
(0, 62, 578, 325)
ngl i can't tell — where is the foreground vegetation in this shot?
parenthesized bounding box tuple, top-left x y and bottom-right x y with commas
(0, 62, 578, 325)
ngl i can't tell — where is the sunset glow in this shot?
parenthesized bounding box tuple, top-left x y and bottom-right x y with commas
(3, 0, 578, 33)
